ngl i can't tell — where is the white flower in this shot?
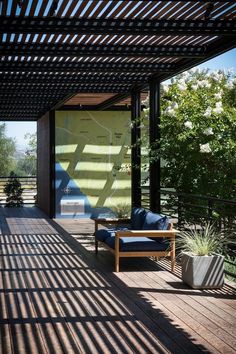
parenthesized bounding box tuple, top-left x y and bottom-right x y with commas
(181, 72, 188, 79)
(212, 72, 223, 82)
(203, 127, 214, 136)
(171, 102, 178, 109)
(162, 84, 169, 93)
(203, 107, 212, 118)
(214, 92, 222, 100)
(177, 83, 187, 91)
(213, 101, 223, 114)
(226, 81, 234, 89)
(191, 67, 201, 74)
(213, 106, 223, 114)
(165, 107, 176, 117)
(200, 143, 212, 153)
(191, 83, 198, 90)
(198, 80, 211, 88)
(184, 121, 193, 129)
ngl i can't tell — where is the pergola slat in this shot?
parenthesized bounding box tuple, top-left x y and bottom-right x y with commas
(1, 17, 236, 37)
(0, 43, 206, 58)
(0, 61, 175, 73)
(0, 1, 235, 119)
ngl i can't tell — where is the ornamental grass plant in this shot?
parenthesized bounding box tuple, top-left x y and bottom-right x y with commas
(177, 222, 233, 256)
(111, 204, 131, 218)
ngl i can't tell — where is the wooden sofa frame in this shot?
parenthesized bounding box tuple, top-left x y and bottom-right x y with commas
(94, 218, 179, 272)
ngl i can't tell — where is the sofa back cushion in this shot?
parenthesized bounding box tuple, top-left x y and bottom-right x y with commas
(142, 211, 169, 231)
(131, 207, 147, 230)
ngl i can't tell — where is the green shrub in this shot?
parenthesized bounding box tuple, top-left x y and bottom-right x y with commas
(4, 172, 24, 207)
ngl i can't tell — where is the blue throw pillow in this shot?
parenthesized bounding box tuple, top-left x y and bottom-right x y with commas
(142, 211, 169, 230)
(131, 207, 147, 230)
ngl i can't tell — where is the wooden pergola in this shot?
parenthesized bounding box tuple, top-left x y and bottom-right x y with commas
(0, 0, 236, 216)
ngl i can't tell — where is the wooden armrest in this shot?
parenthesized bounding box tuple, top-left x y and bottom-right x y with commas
(115, 229, 179, 238)
(94, 217, 131, 233)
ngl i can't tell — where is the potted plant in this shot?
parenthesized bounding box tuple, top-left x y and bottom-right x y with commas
(177, 223, 232, 289)
(4, 172, 24, 207)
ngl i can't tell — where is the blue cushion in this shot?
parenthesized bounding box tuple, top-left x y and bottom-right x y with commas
(95, 228, 115, 242)
(105, 235, 169, 252)
(143, 211, 169, 231)
(95, 227, 130, 242)
(131, 207, 147, 230)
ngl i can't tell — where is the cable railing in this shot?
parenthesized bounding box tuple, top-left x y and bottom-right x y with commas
(141, 186, 236, 279)
(142, 186, 236, 227)
(0, 176, 37, 205)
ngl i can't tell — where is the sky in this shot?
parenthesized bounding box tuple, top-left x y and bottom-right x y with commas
(3, 48, 236, 149)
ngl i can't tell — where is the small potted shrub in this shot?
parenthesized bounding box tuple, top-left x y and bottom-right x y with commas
(4, 172, 24, 207)
(178, 223, 232, 289)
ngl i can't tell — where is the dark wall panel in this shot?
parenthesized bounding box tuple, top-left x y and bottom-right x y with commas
(37, 111, 52, 216)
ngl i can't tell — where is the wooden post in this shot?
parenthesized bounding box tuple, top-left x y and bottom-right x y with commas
(131, 89, 141, 208)
(115, 234, 120, 272)
(95, 220, 98, 254)
(149, 78, 161, 213)
(170, 236, 176, 273)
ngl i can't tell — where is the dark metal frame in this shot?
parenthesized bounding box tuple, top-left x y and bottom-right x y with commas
(0, 2, 235, 217)
(1, 17, 235, 36)
(49, 110, 56, 219)
(131, 89, 141, 208)
(149, 78, 161, 213)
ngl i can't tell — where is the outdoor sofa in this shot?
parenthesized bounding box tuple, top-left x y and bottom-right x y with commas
(94, 207, 178, 272)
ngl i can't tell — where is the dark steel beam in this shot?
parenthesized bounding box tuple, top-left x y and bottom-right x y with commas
(1, 17, 235, 36)
(58, 105, 131, 111)
(97, 93, 131, 111)
(149, 78, 161, 213)
(0, 61, 175, 73)
(131, 89, 141, 208)
(0, 76, 147, 85)
(0, 43, 206, 58)
(0, 85, 131, 94)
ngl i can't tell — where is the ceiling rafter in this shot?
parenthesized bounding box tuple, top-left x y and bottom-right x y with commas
(0, 43, 206, 58)
(1, 17, 236, 37)
(0, 1, 235, 120)
(0, 61, 175, 73)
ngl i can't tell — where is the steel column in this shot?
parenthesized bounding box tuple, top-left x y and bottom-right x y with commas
(49, 110, 56, 218)
(131, 90, 141, 208)
(149, 79, 161, 213)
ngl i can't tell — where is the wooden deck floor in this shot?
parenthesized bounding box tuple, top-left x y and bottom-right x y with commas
(0, 207, 236, 354)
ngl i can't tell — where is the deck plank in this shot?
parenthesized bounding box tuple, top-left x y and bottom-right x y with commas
(1, 207, 236, 354)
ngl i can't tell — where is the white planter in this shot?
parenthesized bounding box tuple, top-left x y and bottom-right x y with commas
(181, 253, 224, 289)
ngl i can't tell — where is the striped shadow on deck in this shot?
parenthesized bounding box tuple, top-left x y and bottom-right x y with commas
(0, 209, 236, 354)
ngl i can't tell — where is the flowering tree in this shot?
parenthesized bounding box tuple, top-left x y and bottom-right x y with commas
(143, 68, 236, 200)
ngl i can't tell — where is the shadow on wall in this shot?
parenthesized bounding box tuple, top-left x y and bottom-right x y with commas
(55, 111, 132, 218)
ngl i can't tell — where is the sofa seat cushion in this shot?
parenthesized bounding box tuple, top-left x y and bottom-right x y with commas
(131, 207, 147, 230)
(105, 235, 169, 252)
(95, 227, 130, 242)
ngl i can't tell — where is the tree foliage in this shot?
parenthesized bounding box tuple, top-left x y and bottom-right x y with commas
(15, 133, 37, 176)
(143, 69, 236, 200)
(0, 123, 16, 176)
